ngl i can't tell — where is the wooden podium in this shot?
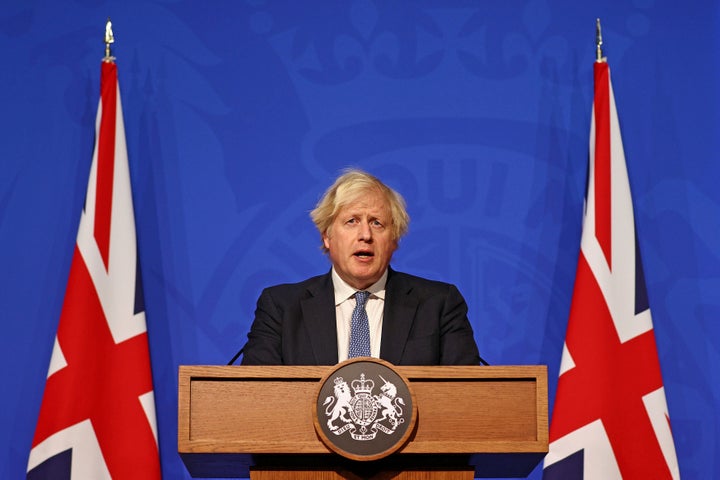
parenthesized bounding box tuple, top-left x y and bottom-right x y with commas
(178, 365, 547, 479)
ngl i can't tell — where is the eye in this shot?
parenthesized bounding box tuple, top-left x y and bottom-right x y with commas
(371, 219, 384, 228)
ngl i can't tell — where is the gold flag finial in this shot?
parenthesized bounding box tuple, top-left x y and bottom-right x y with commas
(104, 17, 115, 62)
(595, 18, 605, 62)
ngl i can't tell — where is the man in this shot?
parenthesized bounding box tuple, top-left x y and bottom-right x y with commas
(240, 169, 481, 366)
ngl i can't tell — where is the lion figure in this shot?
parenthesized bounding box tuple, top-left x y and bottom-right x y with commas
(323, 378, 353, 430)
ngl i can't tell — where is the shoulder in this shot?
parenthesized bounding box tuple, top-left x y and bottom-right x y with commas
(387, 269, 459, 295)
(260, 272, 331, 298)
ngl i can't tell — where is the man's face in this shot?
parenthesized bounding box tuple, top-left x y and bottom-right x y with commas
(323, 190, 397, 290)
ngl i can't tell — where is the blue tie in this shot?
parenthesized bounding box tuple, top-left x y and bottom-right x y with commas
(348, 291, 371, 358)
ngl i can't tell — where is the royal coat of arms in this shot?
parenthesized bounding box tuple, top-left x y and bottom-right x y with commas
(322, 372, 406, 441)
(315, 358, 416, 460)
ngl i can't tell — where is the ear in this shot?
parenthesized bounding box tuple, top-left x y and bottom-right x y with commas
(323, 232, 331, 250)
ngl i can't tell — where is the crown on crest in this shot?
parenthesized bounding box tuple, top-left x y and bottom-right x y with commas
(351, 373, 374, 394)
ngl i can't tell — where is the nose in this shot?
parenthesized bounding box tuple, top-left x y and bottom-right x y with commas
(358, 220, 372, 241)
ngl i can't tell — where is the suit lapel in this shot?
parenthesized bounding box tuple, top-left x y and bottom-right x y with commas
(301, 272, 339, 365)
(380, 269, 419, 365)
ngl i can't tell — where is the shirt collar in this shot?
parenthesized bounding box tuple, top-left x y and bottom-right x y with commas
(331, 268, 388, 306)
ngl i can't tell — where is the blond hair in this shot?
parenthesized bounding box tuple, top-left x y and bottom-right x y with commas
(310, 169, 410, 253)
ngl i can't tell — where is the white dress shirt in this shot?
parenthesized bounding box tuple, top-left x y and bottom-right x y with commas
(332, 268, 387, 362)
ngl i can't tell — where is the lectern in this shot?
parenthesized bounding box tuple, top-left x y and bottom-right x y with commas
(178, 364, 547, 479)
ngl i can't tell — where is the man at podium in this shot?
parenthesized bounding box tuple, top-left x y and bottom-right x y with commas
(239, 169, 481, 366)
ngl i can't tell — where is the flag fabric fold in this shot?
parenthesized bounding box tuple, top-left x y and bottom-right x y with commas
(542, 60, 680, 479)
(27, 60, 161, 479)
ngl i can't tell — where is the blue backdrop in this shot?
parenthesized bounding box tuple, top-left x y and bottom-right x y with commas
(1, 1, 718, 479)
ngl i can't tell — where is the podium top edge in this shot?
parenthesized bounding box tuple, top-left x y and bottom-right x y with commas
(178, 364, 547, 381)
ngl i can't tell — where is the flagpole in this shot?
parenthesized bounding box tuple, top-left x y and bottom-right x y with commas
(104, 17, 115, 63)
(595, 18, 605, 63)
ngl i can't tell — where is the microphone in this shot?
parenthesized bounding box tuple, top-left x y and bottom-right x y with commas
(227, 347, 244, 365)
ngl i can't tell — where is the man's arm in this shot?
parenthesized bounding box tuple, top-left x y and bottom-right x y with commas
(240, 288, 284, 365)
(438, 284, 481, 365)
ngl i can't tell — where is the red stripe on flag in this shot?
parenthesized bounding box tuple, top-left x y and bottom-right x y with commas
(594, 62, 612, 267)
(95, 62, 117, 271)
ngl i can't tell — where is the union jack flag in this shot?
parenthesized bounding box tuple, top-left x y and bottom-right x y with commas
(542, 60, 680, 479)
(26, 60, 161, 479)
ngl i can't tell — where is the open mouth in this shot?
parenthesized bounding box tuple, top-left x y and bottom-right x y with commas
(354, 251, 374, 258)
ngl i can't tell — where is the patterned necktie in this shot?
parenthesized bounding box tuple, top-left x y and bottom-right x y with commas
(348, 291, 371, 358)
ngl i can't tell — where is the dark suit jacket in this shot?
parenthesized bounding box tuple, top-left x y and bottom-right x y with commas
(240, 268, 481, 366)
